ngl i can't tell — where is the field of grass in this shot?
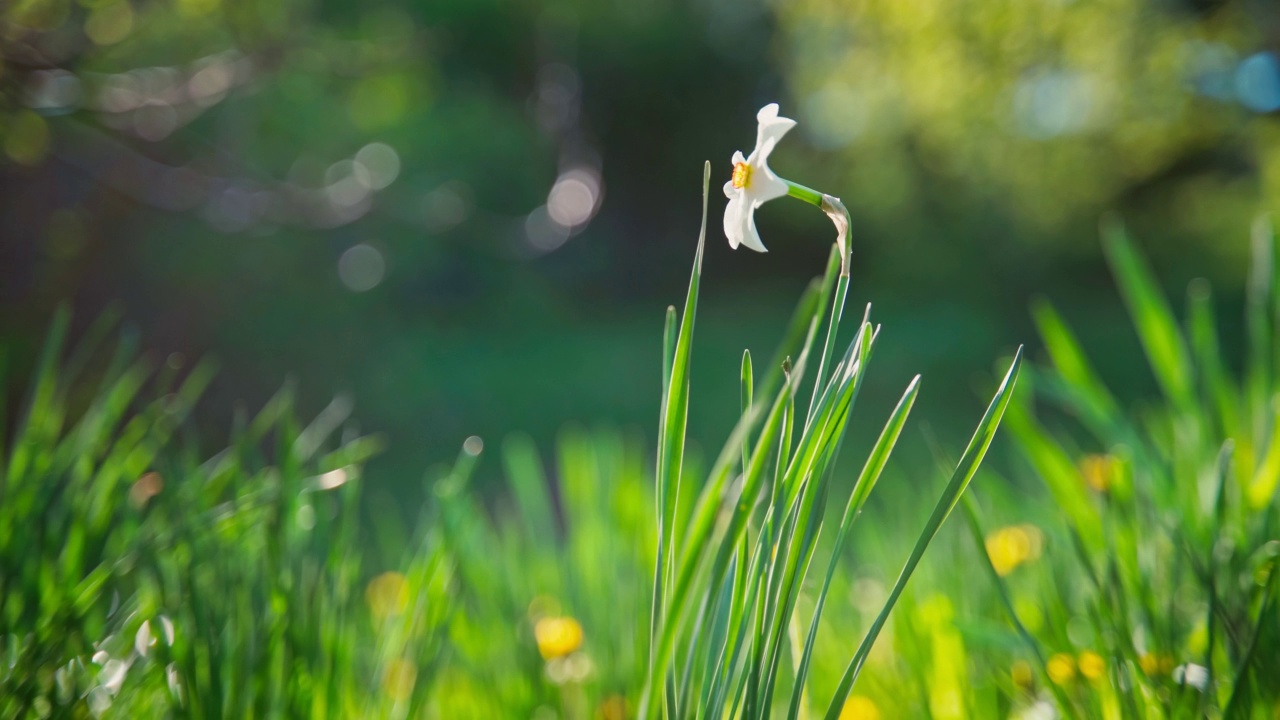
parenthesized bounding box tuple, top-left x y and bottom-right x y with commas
(2, 181, 1277, 718)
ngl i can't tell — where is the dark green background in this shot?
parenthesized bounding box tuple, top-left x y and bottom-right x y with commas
(0, 0, 1274, 494)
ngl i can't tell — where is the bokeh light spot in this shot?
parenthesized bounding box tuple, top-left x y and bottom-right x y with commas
(133, 101, 177, 141)
(296, 503, 316, 530)
(326, 159, 373, 208)
(1013, 69, 1099, 139)
(365, 572, 409, 620)
(525, 206, 570, 252)
(99, 73, 142, 113)
(422, 183, 469, 233)
(546, 168, 600, 228)
(188, 62, 233, 107)
(1236, 52, 1280, 113)
(4, 111, 51, 166)
(338, 244, 385, 292)
(348, 75, 410, 130)
(10, 0, 70, 31)
(85, 1, 134, 46)
(354, 142, 400, 190)
(803, 84, 866, 149)
(25, 70, 81, 113)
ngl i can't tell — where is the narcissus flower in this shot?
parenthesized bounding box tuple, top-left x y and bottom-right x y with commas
(723, 103, 797, 253)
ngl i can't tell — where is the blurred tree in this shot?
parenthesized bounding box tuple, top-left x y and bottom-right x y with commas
(775, 0, 1279, 283)
(0, 0, 776, 489)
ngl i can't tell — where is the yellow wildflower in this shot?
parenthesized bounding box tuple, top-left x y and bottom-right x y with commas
(1080, 454, 1114, 493)
(1047, 653, 1076, 685)
(366, 572, 409, 621)
(1078, 651, 1105, 681)
(381, 658, 417, 701)
(1011, 659, 1034, 690)
(596, 695, 627, 720)
(535, 616, 584, 660)
(985, 525, 1044, 576)
(839, 695, 881, 720)
(1139, 652, 1174, 677)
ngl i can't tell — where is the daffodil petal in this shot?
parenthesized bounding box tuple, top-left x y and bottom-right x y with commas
(751, 165, 789, 204)
(724, 192, 748, 250)
(755, 114, 796, 162)
(738, 202, 768, 252)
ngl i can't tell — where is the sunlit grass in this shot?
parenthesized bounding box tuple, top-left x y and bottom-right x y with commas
(3, 197, 1278, 719)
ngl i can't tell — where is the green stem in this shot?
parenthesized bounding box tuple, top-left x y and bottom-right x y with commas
(785, 181, 825, 208)
(786, 180, 851, 277)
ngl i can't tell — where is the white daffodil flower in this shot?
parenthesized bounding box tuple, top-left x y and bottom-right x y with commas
(723, 103, 797, 252)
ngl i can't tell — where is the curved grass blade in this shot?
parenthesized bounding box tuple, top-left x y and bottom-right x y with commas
(1222, 560, 1278, 719)
(649, 162, 710, 674)
(823, 347, 1023, 720)
(786, 375, 920, 720)
(960, 494, 1078, 716)
(1101, 218, 1194, 410)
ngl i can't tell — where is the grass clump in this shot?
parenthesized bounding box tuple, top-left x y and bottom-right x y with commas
(641, 164, 1022, 719)
(0, 309, 442, 718)
(968, 218, 1280, 717)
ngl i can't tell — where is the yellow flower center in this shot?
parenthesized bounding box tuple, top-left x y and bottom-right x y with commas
(731, 161, 752, 189)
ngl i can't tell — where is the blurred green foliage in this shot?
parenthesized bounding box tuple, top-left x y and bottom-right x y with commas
(777, 0, 1277, 278)
(5, 0, 1280, 497)
(4, 1, 1280, 714)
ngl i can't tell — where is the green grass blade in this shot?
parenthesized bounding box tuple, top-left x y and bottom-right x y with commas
(659, 160, 710, 583)
(822, 347, 1023, 720)
(1031, 298, 1120, 419)
(960, 494, 1079, 716)
(742, 350, 754, 475)
(806, 246, 848, 426)
(1247, 215, 1276, 449)
(1101, 218, 1195, 410)
(1188, 280, 1239, 443)
(500, 433, 557, 547)
(786, 375, 920, 720)
(651, 162, 710, 657)
(651, 304, 679, 652)
(1002, 382, 1105, 550)
(1222, 560, 1278, 719)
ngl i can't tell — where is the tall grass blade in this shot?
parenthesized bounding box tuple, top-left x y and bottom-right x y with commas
(960, 494, 1078, 716)
(1101, 218, 1194, 410)
(786, 375, 920, 720)
(642, 161, 711, 718)
(822, 347, 1023, 720)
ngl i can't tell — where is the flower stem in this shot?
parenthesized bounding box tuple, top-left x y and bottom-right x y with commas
(785, 180, 825, 208)
(786, 180, 851, 277)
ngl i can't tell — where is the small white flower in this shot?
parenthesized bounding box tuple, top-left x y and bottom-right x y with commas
(723, 103, 796, 252)
(1173, 663, 1209, 690)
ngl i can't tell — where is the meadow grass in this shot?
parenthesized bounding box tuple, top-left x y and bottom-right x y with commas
(2, 177, 1276, 719)
(970, 218, 1280, 718)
